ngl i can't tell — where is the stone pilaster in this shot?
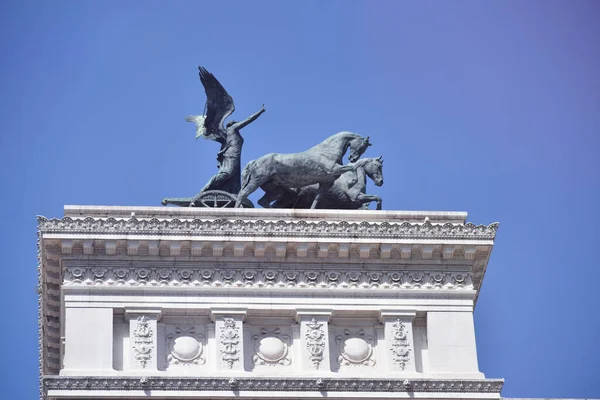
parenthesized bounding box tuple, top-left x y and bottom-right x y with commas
(62, 307, 113, 373)
(379, 310, 417, 373)
(211, 308, 247, 371)
(296, 310, 333, 372)
(125, 308, 162, 371)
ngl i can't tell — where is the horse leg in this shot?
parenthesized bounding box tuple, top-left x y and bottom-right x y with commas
(258, 181, 290, 208)
(272, 189, 298, 208)
(355, 193, 382, 210)
(310, 183, 333, 209)
(257, 193, 274, 208)
(235, 178, 262, 208)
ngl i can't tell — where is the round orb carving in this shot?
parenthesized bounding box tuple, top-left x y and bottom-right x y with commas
(258, 336, 286, 361)
(172, 336, 202, 361)
(343, 337, 370, 362)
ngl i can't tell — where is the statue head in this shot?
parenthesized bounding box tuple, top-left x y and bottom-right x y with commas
(348, 136, 371, 163)
(226, 120, 237, 128)
(364, 156, 384, 186)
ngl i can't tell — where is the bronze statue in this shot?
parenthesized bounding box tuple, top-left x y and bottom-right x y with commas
(187, 67, 265, 204)
(162, 66, 384, 210)
(162, 67, 265, 208)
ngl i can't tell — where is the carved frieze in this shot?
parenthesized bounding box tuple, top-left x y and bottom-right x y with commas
(62, 266, 473, 290)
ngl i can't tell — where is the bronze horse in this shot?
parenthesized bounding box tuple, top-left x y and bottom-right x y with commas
(273, 156, 384, 210)
(236, 132, 371, 208)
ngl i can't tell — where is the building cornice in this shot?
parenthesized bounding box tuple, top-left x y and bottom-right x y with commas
(37, 216, 498, 241)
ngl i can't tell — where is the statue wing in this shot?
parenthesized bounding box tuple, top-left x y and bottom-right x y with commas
(199, 66, 235, 140)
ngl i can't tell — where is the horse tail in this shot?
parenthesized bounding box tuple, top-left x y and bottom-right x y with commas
(241, 160, 255, 190)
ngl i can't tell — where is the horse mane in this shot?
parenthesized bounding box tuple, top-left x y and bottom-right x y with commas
(319, 131, 362, 145)
(353, 157, 380, 168)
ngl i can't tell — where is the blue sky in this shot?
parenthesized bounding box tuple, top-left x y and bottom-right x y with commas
(1, 1, 599, 398)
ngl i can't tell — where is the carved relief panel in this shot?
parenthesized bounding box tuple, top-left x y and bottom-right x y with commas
(165, 324, 206, 369)
(381, 313, 416, 372)
(390, 319, 411, 370)
(132, 316, 154, 369)
(215, 317, 244, 370)
(333, 327, 376, 370)
(249, 326, 292, 368)
(127, 312, 160, 371)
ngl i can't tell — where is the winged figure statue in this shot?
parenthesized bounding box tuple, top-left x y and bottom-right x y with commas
(185, 67, 266, 200)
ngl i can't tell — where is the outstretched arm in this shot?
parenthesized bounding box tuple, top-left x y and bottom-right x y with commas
(233, 105, 266, 130)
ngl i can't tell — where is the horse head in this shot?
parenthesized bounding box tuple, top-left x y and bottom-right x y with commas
(363, 156, 384, 186)
(348, 135, 371, 163)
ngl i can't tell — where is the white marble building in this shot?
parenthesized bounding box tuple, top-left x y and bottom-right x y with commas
(38, 205, 502, 399)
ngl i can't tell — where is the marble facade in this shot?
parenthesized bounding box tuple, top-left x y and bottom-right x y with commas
(38, 206, 502, 399)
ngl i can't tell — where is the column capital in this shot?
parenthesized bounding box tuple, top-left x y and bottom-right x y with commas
(378, 309, 416, 323)
(124, 307, 162, 320)
(210, 307, 247, 322)
(295, 309, 333, 323)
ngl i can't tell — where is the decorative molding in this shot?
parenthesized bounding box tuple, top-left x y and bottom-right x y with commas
(391, 319, 410, 370)
(132, 316, 154, 369)
(83, 240, 94, 255)
(464, 246, 477, 260)
(233, 243, 246, 257)
(43, 376, 504, 393)
(37, 216, 499, 241)
(443, 246, 455, 260)
(317, 243, 329, 258)
(380, 244, 393, 259)
(219, 318, 241, 369)
(191, 242, 203, 256)
(359, 244, 373, 259)
(166, 326, 205, 366)
(254, 243, 266, 257)
(296, 243, 309, 258)
(399, 245, 412, 259)
(127, 240, 139, 256)
(274, 243, 287, 257)
(421, 245, 434, 260)
(169, 242, 181, 256)
(212, 243, 223, 257)
(62, 266, 473, 290)
(338, 243, 350, 258)
(105, 240, 117, 255)
(305, 318, 326, 368)
(60, 240, 73, 254)
(252, 327, 291, 366)
(148, 240, 159, 256)
(336, 329, 375, 367)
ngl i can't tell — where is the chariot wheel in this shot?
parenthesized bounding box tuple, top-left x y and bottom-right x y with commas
(194, 190, 250, 208)
(161, 191, 253, 208)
